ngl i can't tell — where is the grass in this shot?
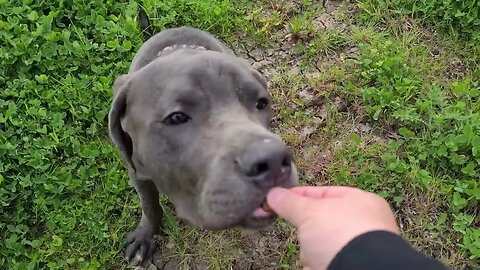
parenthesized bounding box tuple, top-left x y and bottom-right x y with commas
(1, 0, 479, 269)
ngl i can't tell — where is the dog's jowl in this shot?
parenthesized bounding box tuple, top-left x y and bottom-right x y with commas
(108, 12, 298, 262)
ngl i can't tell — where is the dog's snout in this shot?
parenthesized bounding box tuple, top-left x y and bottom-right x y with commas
(238, 138, 292, 186)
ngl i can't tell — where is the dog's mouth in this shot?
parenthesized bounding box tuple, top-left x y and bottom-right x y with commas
(237, 198, 276, 229)
(250, 199, 274, 219)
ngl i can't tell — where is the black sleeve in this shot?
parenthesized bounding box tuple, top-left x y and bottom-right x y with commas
(327, 231, 449, 270)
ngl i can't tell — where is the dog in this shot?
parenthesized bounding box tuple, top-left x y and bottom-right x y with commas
(108, 9, 299, 262)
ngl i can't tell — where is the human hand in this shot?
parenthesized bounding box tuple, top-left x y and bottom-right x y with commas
(266, 186, 400, 270)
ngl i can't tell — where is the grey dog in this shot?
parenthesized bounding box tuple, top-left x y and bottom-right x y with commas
(108, 10, 299, 262)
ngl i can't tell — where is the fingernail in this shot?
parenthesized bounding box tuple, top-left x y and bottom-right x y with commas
(267, 187, 288, 205)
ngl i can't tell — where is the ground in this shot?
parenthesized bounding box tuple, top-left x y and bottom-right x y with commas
(1, 0, 479, 269)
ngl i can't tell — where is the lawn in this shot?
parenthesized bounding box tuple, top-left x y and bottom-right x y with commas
(1, 0, 479, 269)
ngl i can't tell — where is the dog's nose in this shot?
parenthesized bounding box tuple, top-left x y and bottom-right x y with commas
(238, 138, 292, 187)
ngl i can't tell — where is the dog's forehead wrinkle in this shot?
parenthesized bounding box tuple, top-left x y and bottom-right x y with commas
(142, 51, 264, 107)
(163, 86, 206, 105)
(185, 74, 243, 108)
(139, 75, 210, 118)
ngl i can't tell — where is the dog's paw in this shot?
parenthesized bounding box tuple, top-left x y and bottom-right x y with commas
(124, 226, 157, 264)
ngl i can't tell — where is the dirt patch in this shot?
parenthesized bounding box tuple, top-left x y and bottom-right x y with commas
(231, 225, 299, 270)
(445, 57, 468, 79)
(312, 1, 347, 33)
(130, 223, 299, 270)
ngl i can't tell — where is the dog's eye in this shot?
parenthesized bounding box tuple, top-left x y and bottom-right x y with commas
(256, 97, 269, 110)
(163, 112, 191, 125)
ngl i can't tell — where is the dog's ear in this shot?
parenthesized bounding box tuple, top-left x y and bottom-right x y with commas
(109, 74, 136, 172)
(113, 74, 129, 95)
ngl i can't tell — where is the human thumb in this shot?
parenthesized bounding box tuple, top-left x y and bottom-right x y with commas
(267, 187, 311, 226)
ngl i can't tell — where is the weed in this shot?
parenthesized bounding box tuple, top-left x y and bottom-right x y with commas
(357, 0, 480, 45)
(243, 6, 285, 46)
(305, 30, 348, 57)
(287, 13, 315, 41)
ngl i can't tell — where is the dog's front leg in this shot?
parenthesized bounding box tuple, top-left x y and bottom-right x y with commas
(125, 179, 163, 262)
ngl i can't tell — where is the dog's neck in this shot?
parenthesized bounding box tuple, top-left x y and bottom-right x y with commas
(157, 44, 207, 57)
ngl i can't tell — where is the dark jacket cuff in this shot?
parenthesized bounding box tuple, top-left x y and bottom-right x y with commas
(328, 231, 449, 270)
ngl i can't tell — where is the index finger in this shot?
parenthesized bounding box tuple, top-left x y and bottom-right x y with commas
(289, 186, 363, 199)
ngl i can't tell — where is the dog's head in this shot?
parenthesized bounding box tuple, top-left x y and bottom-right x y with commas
(109, 48, 298, 230)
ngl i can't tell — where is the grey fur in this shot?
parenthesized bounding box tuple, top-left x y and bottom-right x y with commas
(109, 27, 298, 263)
